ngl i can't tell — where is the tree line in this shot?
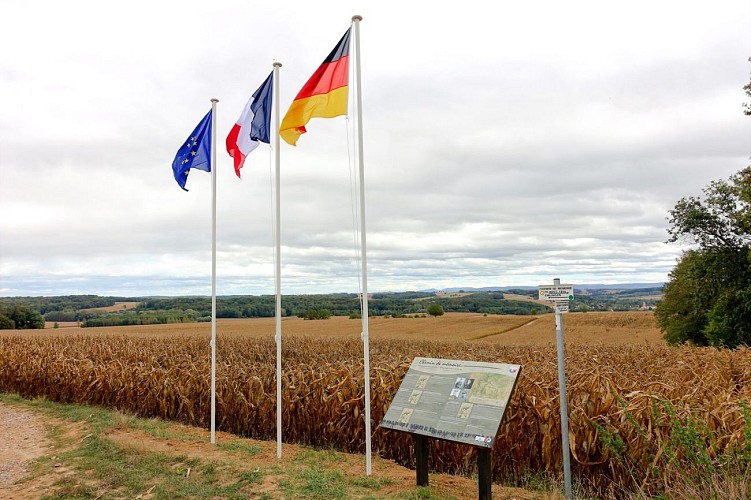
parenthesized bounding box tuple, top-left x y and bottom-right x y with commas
(0, 292, 553, 329)
(1, 287, 673, 331)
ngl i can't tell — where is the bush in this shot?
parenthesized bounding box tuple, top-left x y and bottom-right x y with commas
(301, 309, 331, 320)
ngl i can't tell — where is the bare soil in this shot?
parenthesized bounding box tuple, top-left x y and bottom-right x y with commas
(0, 402, 72, 499)
(0, 404, 49, 489)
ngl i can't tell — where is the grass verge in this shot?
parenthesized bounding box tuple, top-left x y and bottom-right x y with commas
(0, 393, 479, 499)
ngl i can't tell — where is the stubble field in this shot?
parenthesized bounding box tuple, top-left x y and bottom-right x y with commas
(2, 311, 749, 498)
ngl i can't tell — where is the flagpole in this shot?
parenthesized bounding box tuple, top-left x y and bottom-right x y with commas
(272, 61, 283, 459)
(210, 97, 218, 445)
(351, 14, 372, 476)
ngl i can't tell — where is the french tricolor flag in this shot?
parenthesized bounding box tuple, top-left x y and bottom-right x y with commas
(226, 71, 273, 177)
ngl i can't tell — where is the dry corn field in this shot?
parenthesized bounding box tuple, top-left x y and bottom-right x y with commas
(2, 311, 750, 497)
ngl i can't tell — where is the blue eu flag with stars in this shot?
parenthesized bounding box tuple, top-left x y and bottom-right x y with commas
(172, 109, 212, 191)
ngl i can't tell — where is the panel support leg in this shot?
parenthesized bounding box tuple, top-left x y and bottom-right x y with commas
(414, 434, 429, 486)
(477, 447, 492, 500)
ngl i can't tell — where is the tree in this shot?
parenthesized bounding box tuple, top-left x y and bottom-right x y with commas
(0, 314, 13, 329)
(666, 167, 751, 249)
(656, 249, 729, 345)
(427, 303, 444, 317)
(300, 308, 331, 320)
(657, 168, 751, 347)
(0, 305, 45, 329)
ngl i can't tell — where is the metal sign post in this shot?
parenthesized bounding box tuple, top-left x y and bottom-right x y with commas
(538, 278, 573, 500)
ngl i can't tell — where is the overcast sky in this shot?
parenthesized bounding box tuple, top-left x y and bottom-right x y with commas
(1, 1, 750, 297)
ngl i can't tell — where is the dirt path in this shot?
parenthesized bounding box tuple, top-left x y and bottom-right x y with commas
(0, 403, 52, 497)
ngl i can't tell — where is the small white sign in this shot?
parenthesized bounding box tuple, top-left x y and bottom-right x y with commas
(538, 284, 574, 301)
(554, 302, 569, 314)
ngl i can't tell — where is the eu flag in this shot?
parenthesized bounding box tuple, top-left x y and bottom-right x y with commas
(172, 109, 212, 191)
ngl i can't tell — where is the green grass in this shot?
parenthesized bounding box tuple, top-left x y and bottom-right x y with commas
(42, 427, 263, 499)
(392, 486, 443, 499)
(277, 446, 347, 499)
(349, 475, 396, 489)
(298, 466, 347, 498)
(295, 446, 347, 464)
(124, 415, 205, 443)
(217, 440, 263, 456)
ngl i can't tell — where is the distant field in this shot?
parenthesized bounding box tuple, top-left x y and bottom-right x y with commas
(432, 291, 474, 298)
(501, 292, 551, 307)
(80, 301, 139, 312)
(43, 302, 140, 329)
(43, 321, 79, 329)
(34, 311, 663, 345)
(481, 311, 662, 345)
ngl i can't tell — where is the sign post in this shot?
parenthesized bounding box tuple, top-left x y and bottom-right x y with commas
(538, 278, 573, 500)
(414, 434, 429, 486)
(380, 357, 521, 499)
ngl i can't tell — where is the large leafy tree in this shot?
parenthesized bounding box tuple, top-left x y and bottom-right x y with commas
(0, 305, 45, 330)
(656, 168, 751, 346)
(666, 168, 751, 249)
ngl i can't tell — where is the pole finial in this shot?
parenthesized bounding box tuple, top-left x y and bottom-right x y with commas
(273, 61, 282, 68)
(352, 14, 362, 22)
(210, 98, 219, 103)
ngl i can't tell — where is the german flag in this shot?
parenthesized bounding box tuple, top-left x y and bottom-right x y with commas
(280, 28, 350, 146)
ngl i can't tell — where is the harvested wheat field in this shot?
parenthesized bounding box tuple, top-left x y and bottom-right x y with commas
(481, 311, 663, 345)
(2, 311, 749, 498)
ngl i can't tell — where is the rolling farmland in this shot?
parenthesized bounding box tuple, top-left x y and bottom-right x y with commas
(1, 311, 749, 497)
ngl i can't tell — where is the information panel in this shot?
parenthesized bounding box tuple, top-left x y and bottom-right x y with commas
(379, 358, 521, 448)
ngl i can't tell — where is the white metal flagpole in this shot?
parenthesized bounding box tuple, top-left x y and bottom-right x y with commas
(351, 14, 372, 476)
(210, 97, 218, 445)
(272, 61, 283, 459)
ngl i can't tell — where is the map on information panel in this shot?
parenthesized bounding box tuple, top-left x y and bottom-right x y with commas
(379, 357, 521, 448)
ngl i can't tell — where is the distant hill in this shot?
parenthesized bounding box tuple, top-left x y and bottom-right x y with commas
(436, 283, 664, 293)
